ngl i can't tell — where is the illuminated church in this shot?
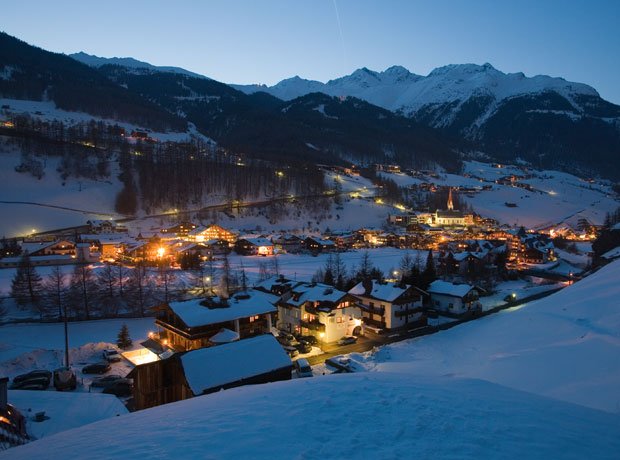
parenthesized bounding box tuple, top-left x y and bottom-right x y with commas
(434, 188, 473, 227)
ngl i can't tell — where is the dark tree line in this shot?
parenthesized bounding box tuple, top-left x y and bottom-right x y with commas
(9, 257, 186, 321)
(121, 139, 326, 214)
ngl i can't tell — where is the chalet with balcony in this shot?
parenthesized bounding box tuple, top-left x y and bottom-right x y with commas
(348, 280, 427, 331)
(427, 280, 483, 316)
(161, 221, 198, 237)
(277, 282, 361, 343)
(304, 236, 336, 254)
(21, 239, 76, 257)
(235, 237, 274, 256)
(87, 219, 127, 234)
(272, 234, 303, 253)
(188, 225, 238, 246)
(156, 291, 277, 351)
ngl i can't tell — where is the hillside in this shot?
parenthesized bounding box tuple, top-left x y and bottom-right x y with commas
(4, 373, 619, 459)
(235, 64, 620, 178)
(0, 32, 186, 132)
(96, 64, 462, 168)
(353, 258, 620, 413)
(4, 262, 620, 459)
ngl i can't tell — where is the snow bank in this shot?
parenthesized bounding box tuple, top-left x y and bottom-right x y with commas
(363, 259, 620, 413)
(4, 373, 618, 459)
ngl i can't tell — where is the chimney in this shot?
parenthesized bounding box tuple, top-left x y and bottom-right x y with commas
(362, 278, 373, 296)
(0, 377, 8, 410)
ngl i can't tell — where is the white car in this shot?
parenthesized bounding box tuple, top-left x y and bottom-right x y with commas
(102, 349, 122, 363)
(294, 358, 313, 378)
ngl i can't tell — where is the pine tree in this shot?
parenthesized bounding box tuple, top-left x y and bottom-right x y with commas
(117, 324, 133, 350)
(420, 250, 437, 289)
(11, 254, 43, 308)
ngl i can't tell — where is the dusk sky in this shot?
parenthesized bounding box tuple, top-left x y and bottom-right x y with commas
(3, 0, 620, 103)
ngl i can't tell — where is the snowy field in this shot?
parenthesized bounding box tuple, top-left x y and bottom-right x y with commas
(4, 373, 619, 460)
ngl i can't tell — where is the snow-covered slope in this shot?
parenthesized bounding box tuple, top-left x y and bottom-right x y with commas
(5, 373, 620, 460)
(356, 259, 620, 413)
(233, 63, 599, 118)
(70, 51, 207, 79)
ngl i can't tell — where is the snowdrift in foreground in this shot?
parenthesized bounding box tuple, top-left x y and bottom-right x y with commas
(4, 373, 619, 460)
(364, 259, 620, 413)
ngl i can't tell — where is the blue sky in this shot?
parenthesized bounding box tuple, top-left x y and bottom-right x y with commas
(2, 0, 619, 103)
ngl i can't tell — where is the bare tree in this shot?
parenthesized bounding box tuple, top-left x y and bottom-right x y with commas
(69, 264, 96, 320)
(43, 266, 67, 321)
(97, 263, 118, 317)
(126, 263, 154, 316)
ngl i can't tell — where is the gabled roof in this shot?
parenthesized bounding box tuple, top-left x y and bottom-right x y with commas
(349, 280, 421, 302)
(180, 334, 291, 395)
(427, 280, 476, 298)
(284, 282, 348, 307)
(167, 291, 277, 328)
(238, 237, 273, 247)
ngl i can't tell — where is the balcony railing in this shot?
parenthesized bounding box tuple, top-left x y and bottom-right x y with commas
(394, 307, 423, 318)
(360, 305, 385, 316)
(300, 319, 326, 332)
(363, 317, 386, 329)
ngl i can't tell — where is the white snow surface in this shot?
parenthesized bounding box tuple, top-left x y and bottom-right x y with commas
(357, 259, 620, 413)
(349, 280, 409, 302)
(4, 373, 619, 460)
(232, 64, 602, 119)
(180, 334, 291, 395)
(7, 390, 127, 440)
(167, 290, 276, 328)
(427, 280, 475, 298)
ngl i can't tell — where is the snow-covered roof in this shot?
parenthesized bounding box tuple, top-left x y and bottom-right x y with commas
(427, 280, 475, 298)
(254, 275, 296, 293)
(21, 240, 72, 254)
(180, 334, 291, 394)
(167, 291, 277, 328)
(209, 328, 240, 344)
(285, 282, 348, 307)
(349, 280, 412, 302)
(601, 246, 620, 260)
(239, 237, 273, 247)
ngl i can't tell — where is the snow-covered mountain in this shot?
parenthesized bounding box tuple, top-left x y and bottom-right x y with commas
(233, 63, 603, 121)
(70, 51, 208, 79)
(233, 63, 620, 178)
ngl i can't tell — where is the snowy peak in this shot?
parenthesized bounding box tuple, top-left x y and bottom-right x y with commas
(70, 51, 208, 79)
(232, 63, 601, 114)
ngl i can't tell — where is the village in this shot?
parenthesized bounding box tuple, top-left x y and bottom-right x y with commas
(0, 171, 601, 434)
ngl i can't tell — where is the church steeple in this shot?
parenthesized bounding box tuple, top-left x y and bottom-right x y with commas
(447, 187, 454, 211)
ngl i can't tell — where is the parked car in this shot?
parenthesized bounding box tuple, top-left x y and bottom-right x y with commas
(283, 345, 299, 358)
(82, 362, 111, 374)
(102, 380, 133, 397)
(277, 332, 297, 347)
(294, 358, 313, 378)
(12, 370, 52, 385)
(337, 336, 357, 346)
(102, 349, 122, 363)
(10, 376, 50, 390)
(297, 335, 318, 346)
(90, 374, 125, 388)
(294, 340, 312, 354)
(53, 367, 77, 391)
